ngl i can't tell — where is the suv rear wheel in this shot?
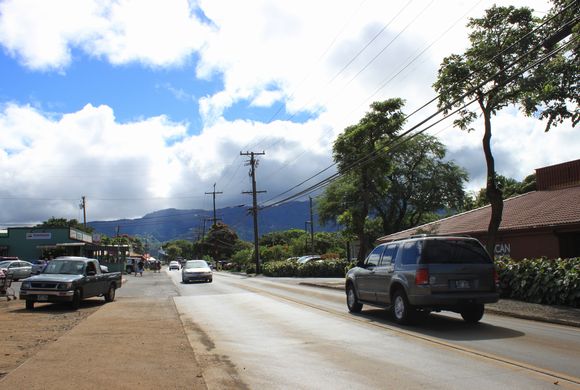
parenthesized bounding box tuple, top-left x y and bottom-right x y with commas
(392, 289, 413, 325)
(346, 284, 363, 313)
(460, 304, 485, 323)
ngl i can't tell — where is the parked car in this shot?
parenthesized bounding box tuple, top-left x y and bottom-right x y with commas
(181, 260, 213, 283)
(169, 261, 180, 271)
(296, 255, 322, 264)
(30, 259, 48, 274)
(345, 235, 500, 324)
(19, 256, 122, 310)
(0, 260, 33, 280)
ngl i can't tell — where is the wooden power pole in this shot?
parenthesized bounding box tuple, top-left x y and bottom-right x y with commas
(241, 151, 266, 274)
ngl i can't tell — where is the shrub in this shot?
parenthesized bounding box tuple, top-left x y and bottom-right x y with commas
(262, 259, 353, 278)
(495, 257, 580, 307)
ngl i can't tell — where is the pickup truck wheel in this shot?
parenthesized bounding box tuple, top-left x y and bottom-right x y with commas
(104, 285, 116, 302)
(460, 304, 484, 323)
(392, 289, 413, 325)
(25, 300, 34, 310)
(346, 284, 363, 313)
(71, 289, 81, 310)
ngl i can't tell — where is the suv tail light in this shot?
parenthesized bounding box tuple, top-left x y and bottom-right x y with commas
(415, 268, 429, 285)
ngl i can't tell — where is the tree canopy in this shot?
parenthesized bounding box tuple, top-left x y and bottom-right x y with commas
(36, 217, 94, 233)
(325, 98, 406, 260)
(433, 3, 577, 254)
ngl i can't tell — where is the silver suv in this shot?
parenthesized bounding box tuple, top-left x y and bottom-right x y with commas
(345, 235, 499, 324)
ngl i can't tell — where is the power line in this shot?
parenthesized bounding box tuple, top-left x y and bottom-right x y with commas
(260, 35, 577, 210)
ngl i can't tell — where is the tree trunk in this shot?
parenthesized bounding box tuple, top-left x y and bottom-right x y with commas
(481, 108, 503, 257)
(357, 170, 371, 262)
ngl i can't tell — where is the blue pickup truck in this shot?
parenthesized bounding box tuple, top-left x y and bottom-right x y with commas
(19, 256, 122, 310)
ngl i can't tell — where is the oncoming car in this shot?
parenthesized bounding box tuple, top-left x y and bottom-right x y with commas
(182, 260, 213, 283)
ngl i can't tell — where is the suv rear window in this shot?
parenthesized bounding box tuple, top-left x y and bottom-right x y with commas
(421, 239, 491, 264)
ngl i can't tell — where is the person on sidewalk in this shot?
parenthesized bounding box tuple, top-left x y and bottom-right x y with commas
(137, 259, 144, 276)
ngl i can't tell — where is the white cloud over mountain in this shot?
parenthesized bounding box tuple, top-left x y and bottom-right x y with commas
(0, 0, 576, 225)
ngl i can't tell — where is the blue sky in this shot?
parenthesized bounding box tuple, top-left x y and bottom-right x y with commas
(0, 0, 577, 226)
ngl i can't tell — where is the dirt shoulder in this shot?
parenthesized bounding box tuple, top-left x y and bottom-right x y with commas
(0, 296, 207, 389)
(0, 298, 100, 380)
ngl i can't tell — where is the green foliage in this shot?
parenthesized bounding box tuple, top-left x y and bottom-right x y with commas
(323, 98, 406, 260)
(260, 245, 293, 262)
(469, 174, 537, 208)
(36, 217, 94, 233)
(231, 248, 253, 270)
(262, 259, 353, 278)
(372, 133, 468, 235)
(204, 222, 239, 260)
(496, 257, 580, 307)
(260, 229, 305, 246)
(165, 245, 182, 261)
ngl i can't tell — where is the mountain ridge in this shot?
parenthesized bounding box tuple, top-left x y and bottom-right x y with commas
(88, 201, 334, 242)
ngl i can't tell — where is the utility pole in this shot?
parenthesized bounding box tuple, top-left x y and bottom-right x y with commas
(79, 196, 87, 229)
(115, 225, 120, 263)
(309, 196, 315, 253)
(241, 151, 266, 274)
(304, 221, 310, 253)
(205, 183, 223, 227)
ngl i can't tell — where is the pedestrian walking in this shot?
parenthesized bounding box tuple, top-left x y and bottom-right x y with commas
(137, 259, 144, 276)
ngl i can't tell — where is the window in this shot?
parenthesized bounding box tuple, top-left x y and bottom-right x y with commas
(400, 242, 421, 265)
(365, 245, 385, 267)
(379, 244, 399, 266)
(422, 239, 491, 264)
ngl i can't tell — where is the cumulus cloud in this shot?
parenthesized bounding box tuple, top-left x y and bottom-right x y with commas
(0, 0, 209, 70)
(0, 0, 574, 226)
(0, 103, 336, 223)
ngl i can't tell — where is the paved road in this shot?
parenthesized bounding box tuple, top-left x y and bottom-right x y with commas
(167, 271, 580, 389)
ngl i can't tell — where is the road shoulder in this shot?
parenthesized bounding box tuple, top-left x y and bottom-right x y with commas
(0, 297, 207, 389)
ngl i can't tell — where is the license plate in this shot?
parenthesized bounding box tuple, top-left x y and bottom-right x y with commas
(37, 295, 48, 301)
(455, 280, 471, 289)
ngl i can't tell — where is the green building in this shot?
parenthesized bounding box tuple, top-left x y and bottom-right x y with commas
(0, 227, 131, 272)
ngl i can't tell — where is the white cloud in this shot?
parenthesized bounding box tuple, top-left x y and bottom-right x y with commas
(1, 0, 575, 226)
(0, 0, 209, 70)
(0, 102, 336, 223)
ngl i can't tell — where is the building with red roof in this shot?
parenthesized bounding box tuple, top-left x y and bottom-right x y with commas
(377, 159, 580, 260)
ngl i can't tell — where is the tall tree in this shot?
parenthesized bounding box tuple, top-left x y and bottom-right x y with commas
(329, 99, 406, 261)
(372, 134, 468, 235)
(204, 222, 239, 260)
(433, 6, 540, 255)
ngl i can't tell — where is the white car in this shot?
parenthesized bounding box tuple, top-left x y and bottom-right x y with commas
(181, 260, 213, 283)
(169, 261, 180, 270)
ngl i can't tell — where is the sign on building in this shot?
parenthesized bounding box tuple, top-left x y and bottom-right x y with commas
(26, 232, 52, 240)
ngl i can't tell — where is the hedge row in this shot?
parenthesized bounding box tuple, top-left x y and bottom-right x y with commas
(262, 259, 353, 277)
(496, 257, 580, 307)
(249, 257, 579, 308)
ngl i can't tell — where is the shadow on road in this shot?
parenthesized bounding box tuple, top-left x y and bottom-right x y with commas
(356, 308, 525, 341)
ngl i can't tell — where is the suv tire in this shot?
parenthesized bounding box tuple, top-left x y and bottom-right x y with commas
(460, 304, 485, 323)
(346, 284, 363, 313)
(392, 289, 413, 325)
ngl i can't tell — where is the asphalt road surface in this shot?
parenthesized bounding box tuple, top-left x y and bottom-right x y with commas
(163, 270, 580, 389)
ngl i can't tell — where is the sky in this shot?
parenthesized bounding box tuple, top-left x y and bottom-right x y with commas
(0, 0, 578, 227)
